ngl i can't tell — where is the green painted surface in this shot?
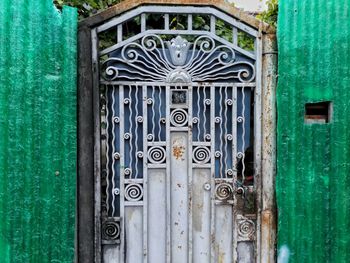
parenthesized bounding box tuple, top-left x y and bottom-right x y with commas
(0, 1, 77, 262)
(277, 1, 350, 262)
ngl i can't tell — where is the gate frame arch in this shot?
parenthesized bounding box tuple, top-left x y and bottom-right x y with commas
(77, 1, 277, 262)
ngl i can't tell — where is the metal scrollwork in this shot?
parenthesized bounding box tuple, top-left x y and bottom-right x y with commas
(237, 216, 256, 241)
(215, 182, 234, 201)
(102, 218, 121, 244)
(237, 116, 244, 123)
(148, 146, 166, 164)
(193, 146, 211, 164)
(170, 109, 188, 127)
(124, 183, 144, 202)
(215, 151, 222, 158)
(204, 134, 211, 141)
(124, 168, 132, 177)
(102, 35, 255, 83)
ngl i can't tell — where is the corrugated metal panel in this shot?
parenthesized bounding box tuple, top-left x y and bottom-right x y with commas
(277, 1, 350, 262)
(0, 1, 77, 262)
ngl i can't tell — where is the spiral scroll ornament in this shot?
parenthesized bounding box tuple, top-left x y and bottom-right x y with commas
(124, 183, 144, 202)
(124, 168, 132, 177)
(215, 117, 222, 124)
(147, 134, 154, 141)
(148, 146, 166, 164)
(215, 182, 234, 201)
(193, 146, 211, 164)
(170, 109, 188, 127)
(102, 218, 121, 244)
(205, 134, 211, 141)
(113, 117, 120, 124)
(192, 117, 199, 124)
(237, 116, 244, 123)
(237, 217, 256, 241)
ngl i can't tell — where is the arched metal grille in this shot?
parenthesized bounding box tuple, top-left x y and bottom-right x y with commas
(94, 5, 262, 263)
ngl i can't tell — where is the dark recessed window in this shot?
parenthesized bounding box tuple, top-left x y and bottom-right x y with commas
(305, 101, 332, 124)
(171, 90, 187, 105)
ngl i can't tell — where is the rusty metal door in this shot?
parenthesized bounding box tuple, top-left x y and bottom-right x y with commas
(85, 3, 272, 263)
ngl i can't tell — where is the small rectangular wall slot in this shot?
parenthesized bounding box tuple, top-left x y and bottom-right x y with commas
(305, 101, 332, 124)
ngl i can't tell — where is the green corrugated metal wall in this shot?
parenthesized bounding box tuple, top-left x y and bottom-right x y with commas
(0, 1, 77, 262)
(277, 1, 350, 262)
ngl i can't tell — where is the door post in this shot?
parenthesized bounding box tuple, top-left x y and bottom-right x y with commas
(260, 32, 278, 263)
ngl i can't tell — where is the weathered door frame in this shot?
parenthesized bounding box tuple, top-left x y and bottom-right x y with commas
(77, 1, 277, 262)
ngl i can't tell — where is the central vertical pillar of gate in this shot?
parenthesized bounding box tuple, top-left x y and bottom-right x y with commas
(170, 132, 189, 261)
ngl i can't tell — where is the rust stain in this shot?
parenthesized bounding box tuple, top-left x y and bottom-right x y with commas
(172, 145, 185, 160)
(261, 210, 276, 250)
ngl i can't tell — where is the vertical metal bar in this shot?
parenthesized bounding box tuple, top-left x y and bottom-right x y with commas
(210, 15, 216, 34)
(164, 14, 170, 30)
(232, 84, 238, 263)
(188, 85, 193, 262)
(158, 86, 162, 141)
(91, 28, 102, 263)
(151, 86, 156, 142)
(105, 86, 110, 216)
(196, 86, 201, 142)
(224, 86, 228, 178)
(203, 86, 208, 140)
(117, 24, 123, 43)
(232, 93, 237, 263)
(166, 85, 171, 263)
(233, 27, 238, 46)
(240, 86, 246, 183)
(142, 85, 148, 263)
(141, 13, 146, 33)
(127, 85, 133, 178)
(219, 87, 224, 178)
(134, 85, 140, 179)
(210, 85, 216, 263)
(232, 86, 238, 180)
(119, 85, 125, 263)
(188, 14, 193, 31)
(255, 31, 263, 263)
(111, 86, 117, 216)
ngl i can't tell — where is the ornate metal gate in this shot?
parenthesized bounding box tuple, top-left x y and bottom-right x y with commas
(78, 1, 277, 262)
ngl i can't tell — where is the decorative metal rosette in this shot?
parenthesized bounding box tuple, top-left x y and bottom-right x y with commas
(102, 217, 121, 244)
(170, 109, 188, 127)
(215, 182, 234, 202)
(124, 183, 143, 202)
(148, 146, 166, 164)
(237, 216, 256, 241)
(193, 146, 211, 164)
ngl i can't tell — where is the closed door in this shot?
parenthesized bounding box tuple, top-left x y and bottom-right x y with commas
(95, 5, 261, 263)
